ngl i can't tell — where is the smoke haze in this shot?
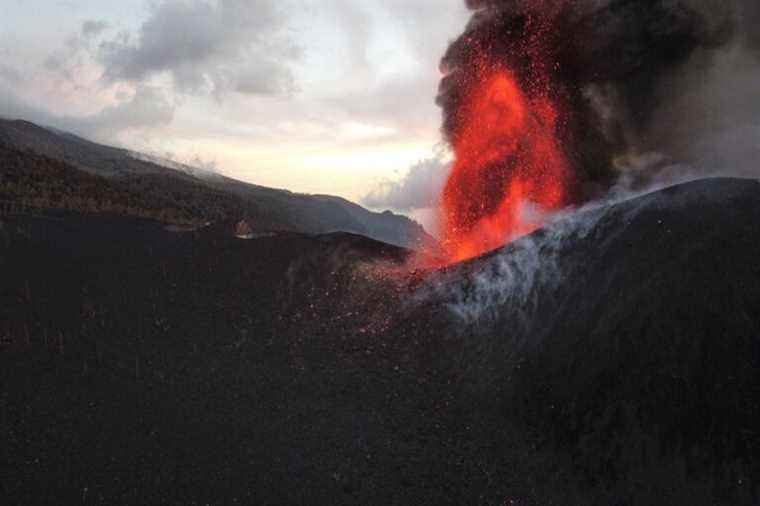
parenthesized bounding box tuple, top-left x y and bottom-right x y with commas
(438, 0, 760, 199)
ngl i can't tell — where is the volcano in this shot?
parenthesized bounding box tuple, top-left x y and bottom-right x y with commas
(409, 177, 760, 504)
(2, 177, 759, 505)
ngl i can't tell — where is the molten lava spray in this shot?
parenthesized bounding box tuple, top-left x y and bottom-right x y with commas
(438, 5, 574, 263)
(440, 58, 571, 262)
(433, 0, 754, 264)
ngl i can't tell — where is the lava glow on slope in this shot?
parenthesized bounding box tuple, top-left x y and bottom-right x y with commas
(438, 58, 572, 264)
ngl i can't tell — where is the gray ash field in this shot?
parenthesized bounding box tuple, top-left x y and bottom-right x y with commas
(2, 178, 760, 505)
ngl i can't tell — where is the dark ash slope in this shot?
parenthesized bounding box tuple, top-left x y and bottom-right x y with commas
(411, 177, 760, 503)
(1, 178, 759, 505)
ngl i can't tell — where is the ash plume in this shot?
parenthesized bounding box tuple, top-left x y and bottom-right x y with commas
(438, 0, 760, 199)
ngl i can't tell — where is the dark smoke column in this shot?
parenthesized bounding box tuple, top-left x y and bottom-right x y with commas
(438, 0, 739, 202)
(436, 1, 575, 262)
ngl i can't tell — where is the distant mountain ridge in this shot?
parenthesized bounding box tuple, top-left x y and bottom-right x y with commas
(0, 118, 433, 248)
(125, 150, 223, 181)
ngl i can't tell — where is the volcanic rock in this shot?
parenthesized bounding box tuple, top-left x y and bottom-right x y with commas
(1, 178, 759, 505)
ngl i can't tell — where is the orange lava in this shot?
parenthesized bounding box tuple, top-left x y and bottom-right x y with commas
(438, 62, 572, 264)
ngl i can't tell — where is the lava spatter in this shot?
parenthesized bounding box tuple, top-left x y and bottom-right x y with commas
(439, 55, 572, 263)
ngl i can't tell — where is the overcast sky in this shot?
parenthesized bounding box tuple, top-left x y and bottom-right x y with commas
(0, 0, 468, 218)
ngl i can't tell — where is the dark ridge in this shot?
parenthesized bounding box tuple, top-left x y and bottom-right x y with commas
(1, 178, 759, 505)
(0, 118, 434, 249)
(411, 177, 760, 504)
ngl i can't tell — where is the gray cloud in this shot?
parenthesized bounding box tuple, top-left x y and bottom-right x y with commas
(43, 19, 107, 81)
(0, 0, 471, 203)
(76, 85, 176, 137)
(0, 83, 175, 142)
(362, 155, 450, 211)
(0, 84, 53, 124)
(321, 0, 468, 134)
(224, 60, 296, 97)
(81, 20, 109, 39)
(0, 64, 23, 85)
(332, 1, 372, 77)
(98, 0, 300, 97)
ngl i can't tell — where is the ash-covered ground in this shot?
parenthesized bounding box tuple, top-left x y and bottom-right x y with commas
(2, 177, 759, 505)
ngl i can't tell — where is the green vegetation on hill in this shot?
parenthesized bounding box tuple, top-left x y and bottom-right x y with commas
(0, 144, 297, 229)
(0, 145, 199, 224)
(0, 118, 434, 248)
(117, 173, 292, 230)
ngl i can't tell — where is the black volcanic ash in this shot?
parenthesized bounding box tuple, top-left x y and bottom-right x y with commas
(439, 0, 759, 198)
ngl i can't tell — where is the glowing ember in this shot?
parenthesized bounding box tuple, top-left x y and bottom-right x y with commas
(438, 59, 572, 264)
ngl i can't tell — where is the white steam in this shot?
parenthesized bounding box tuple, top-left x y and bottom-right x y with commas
(415, 167, 753, 325)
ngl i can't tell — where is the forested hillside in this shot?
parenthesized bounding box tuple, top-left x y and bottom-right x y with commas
(0, 119, 433, 247)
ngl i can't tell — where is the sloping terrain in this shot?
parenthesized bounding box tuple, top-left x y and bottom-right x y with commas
(1, 178, 759, 505)
(408, 177, 760, 503)
(0, 119, 167, 177)
(0, 119, 431, 247)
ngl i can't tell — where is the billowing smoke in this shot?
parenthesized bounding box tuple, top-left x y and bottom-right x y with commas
(438, 0, 760, 200)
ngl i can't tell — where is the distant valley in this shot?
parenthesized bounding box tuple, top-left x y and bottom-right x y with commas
(0, 118, 433, 249)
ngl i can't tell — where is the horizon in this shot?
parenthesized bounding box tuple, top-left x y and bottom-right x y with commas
(0, 0, 469, 228)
